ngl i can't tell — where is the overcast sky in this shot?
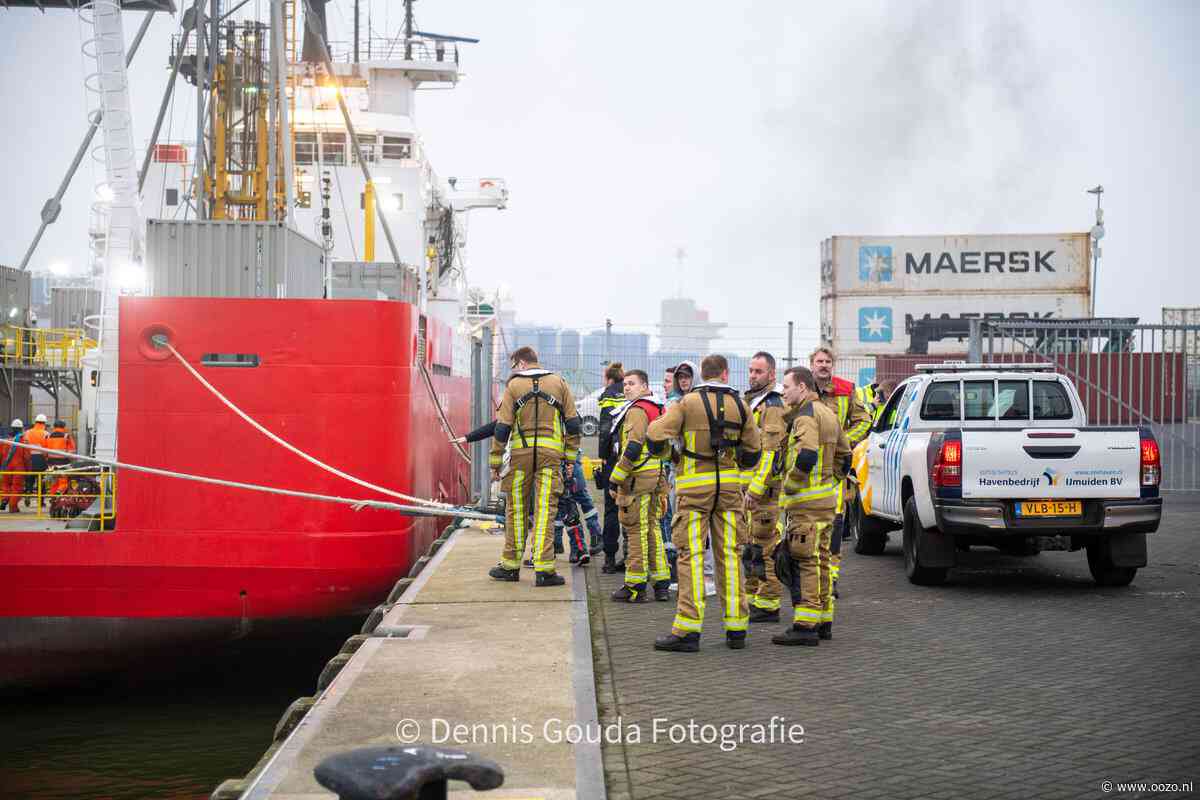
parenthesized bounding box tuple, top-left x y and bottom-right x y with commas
(1, 1, 1197, 350)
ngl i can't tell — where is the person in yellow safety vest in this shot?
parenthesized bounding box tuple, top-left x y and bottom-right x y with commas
(741, 351, 789, 624)
(488, 346, 582, 587)
(809, 346, 870, 594)
(646, 354, 762, 653)
(772, 366, 851, 646)
(606, 369, 670, 603)
(854, 378, 898, 426)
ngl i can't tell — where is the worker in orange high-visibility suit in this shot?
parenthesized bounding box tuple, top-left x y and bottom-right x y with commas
(0, 419, 29, 513)
(44, 420, 76, 495)
(23, 414, 52, 507)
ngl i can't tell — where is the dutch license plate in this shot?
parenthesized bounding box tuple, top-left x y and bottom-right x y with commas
(1016, 500, 1082, 517)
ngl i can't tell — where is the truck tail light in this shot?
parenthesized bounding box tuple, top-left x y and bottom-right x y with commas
(1140, 436, 1160, 487)
(931, 438, 961, 488)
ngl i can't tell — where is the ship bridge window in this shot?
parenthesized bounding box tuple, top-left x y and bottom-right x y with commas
(382, 136, 412, 160)
(351, 134, 377, 163)
(321, 133, 346, 165)
(294, 132, 317, 165)
(201, 353, 260, 368)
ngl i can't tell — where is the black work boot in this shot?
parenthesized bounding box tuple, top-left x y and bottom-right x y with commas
(817, 622, 833, 641)
(772, 625, 820, 646)
(654, 632, 700, 652)
(488, 565, 519, 582)
(611, 583, 646, 603)
(748, 606, 780, 624)
(535, 571, 565, 587)
(653, 581, 671, 602)
(726, 630, 747, 650)
(601, 554, 619, 574)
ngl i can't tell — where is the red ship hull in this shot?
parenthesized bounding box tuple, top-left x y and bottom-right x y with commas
(0, 297, 470, 687)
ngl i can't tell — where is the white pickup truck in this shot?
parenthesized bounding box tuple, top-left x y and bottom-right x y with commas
(849, 363, 1163, 587)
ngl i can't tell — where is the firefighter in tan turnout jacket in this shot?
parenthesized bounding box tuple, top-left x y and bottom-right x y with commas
(646, 354, 762, 653)
(809, 346, 871, 593)
(606, 369, 670, 603)
(772, 366, 851, 646)
(489, 347, 582, 588)
(742, 352, 789, 623)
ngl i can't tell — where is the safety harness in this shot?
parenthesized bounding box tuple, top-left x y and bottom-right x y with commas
(608, 397, 665, 485)
(747, 386, 786, 482)
(679, 384, 750, 513)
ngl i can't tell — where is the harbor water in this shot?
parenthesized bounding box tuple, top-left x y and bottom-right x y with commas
(0, 621, 360, 800)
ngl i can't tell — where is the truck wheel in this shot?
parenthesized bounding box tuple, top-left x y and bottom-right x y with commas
(903, 496, 948, 586)
(1086, 542, 1137, 587)
(851, 497, 888, 556)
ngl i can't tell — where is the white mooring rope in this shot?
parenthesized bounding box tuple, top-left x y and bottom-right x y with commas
(162, 340, 454, 509)
(6, 440, 498, 522)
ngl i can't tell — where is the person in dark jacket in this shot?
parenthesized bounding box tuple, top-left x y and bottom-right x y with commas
(596, 362, 626, 573)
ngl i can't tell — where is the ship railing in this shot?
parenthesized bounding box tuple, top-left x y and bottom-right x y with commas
(326, 37, 459, 65)
(0, 326, 97, 370)
(0, 467, 115, 530)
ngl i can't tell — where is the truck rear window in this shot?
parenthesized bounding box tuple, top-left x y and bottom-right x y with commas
(964, 381, 995, 420)
(997, 380, 1030, 420)
(1033, 381, 1073, 420)
(921, 382, 960, 420)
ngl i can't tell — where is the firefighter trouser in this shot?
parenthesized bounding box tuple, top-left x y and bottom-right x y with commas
(501, 462, 563, 573)
(830, 481, 849, 583)
(784, 507, 835, 629)
(670, 495, 748, 637)
(618, 478, 668, 591)
(745, 489, 783, 612)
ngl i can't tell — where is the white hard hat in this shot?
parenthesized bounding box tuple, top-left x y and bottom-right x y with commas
(10, 419, 22, 428)
(34, 414, 47, 423)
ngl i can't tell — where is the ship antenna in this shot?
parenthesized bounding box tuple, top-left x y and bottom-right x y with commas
(404, 0, 414, 60)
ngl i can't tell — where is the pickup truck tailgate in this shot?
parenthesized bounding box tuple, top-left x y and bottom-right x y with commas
(961, 429, 1142, 500)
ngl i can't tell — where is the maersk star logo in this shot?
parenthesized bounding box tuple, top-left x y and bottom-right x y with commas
(858, 307, 893, 342)
(858, 245, 894, 282)
(859, 366, 876, 386)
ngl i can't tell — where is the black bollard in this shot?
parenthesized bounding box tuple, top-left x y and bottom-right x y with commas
(314, 745, 504, 800)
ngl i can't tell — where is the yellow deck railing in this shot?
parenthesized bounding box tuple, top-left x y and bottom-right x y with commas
(0, 468, 115, 530)
(0, 326, 96, 369)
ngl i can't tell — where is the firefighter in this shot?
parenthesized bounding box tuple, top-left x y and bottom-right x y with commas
(646, 354, 761, 652)
(596, 362, 627, 573)
(742, 351, 788, 624)
(1, 420, 29, 513)
(44, 420, 76, 496)
(809, 347, 870, 591)
(607, 369, 669, 603)
(772, 366, 851, 646)
(488, 346, 582, 587)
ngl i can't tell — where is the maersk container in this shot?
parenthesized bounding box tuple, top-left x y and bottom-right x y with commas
(144, 219, 325, 299)
(821, 233, 1092, 295)
(820, 233, 1093, 356)
(821, 291, 1091, 357)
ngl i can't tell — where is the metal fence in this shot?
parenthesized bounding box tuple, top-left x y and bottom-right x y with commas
(976, 319, 1200, 492)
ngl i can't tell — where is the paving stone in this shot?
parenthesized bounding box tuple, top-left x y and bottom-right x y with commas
(588, 493, 1200, 799)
